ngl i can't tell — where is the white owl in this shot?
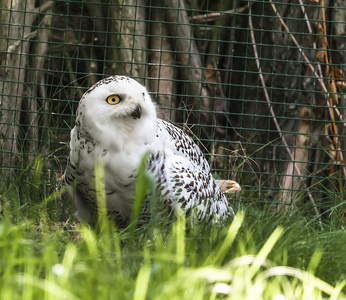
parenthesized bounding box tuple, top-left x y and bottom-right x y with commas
(64, 75, 240, 227)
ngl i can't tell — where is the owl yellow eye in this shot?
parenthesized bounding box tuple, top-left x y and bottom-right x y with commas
(106, 95, 122, 105)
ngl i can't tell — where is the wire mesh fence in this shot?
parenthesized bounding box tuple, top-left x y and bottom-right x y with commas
(0, 0, 345, 214)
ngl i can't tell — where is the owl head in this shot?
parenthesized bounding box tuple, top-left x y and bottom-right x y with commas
(75, 75, 157, 146)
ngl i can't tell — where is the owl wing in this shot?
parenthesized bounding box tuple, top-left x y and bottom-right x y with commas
(148, 120, 234, 221)
(157, 119, 210, 172)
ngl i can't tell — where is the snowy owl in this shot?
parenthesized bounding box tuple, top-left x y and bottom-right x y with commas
(64, 75, 240, 227)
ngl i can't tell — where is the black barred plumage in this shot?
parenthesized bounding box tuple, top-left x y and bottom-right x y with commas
(64, 75, 239, 227)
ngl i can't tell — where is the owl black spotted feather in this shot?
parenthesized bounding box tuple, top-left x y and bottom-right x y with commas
(64, 75, 240, 226)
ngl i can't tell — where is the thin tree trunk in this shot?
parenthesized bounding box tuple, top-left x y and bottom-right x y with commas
(0, 0, 35, 170)
(33, 8, 53, 152)
(110, 0, 147, 81)
(164, 0, 213, 140)
(0, 0, 53, 171)
(148, 1, 177, 122)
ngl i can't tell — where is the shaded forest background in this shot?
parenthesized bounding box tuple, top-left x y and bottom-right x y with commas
(0, 0, 345, 211)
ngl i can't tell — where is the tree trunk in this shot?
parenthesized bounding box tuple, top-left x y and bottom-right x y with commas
(148, 1, 177, 122)
(0, 0, 35, 170)
(163, 0, 214, 142)
(0, 0, 54, 173)
(110, 0, 147, 81)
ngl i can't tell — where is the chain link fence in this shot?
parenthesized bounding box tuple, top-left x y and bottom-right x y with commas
(0, 0, 345, 215)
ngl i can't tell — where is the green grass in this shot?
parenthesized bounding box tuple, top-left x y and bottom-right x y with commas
(1, 158, 346, 299)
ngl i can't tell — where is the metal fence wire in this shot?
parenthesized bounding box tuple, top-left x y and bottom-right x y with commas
(0, 0, 345, 214)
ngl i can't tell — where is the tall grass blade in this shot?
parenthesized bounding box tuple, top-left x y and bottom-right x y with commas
(262, 266, 346, 298)
(133, 249, 151, 300)
(249, 226, 283, 276)
(131, 151, 156, 228)
(173, 210, 186, 264)
(16, 274, 81, 300)
(94, 157, 108, 233)
(206, 212, 244, 265)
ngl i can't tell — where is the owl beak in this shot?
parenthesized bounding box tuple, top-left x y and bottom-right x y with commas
(131, 104, 142, 119)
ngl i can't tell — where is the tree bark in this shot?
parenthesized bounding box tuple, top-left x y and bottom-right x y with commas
(110, 0, 147, 82)
(0, 0, 35, 169)
(163, 0, 213, 142)
(148, 1, 177, 122)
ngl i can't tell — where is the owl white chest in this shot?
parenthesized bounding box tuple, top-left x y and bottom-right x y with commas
(77, 123, 158, 217)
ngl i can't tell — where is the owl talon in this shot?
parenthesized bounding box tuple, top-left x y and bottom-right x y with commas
(216, 180, 241, 193)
